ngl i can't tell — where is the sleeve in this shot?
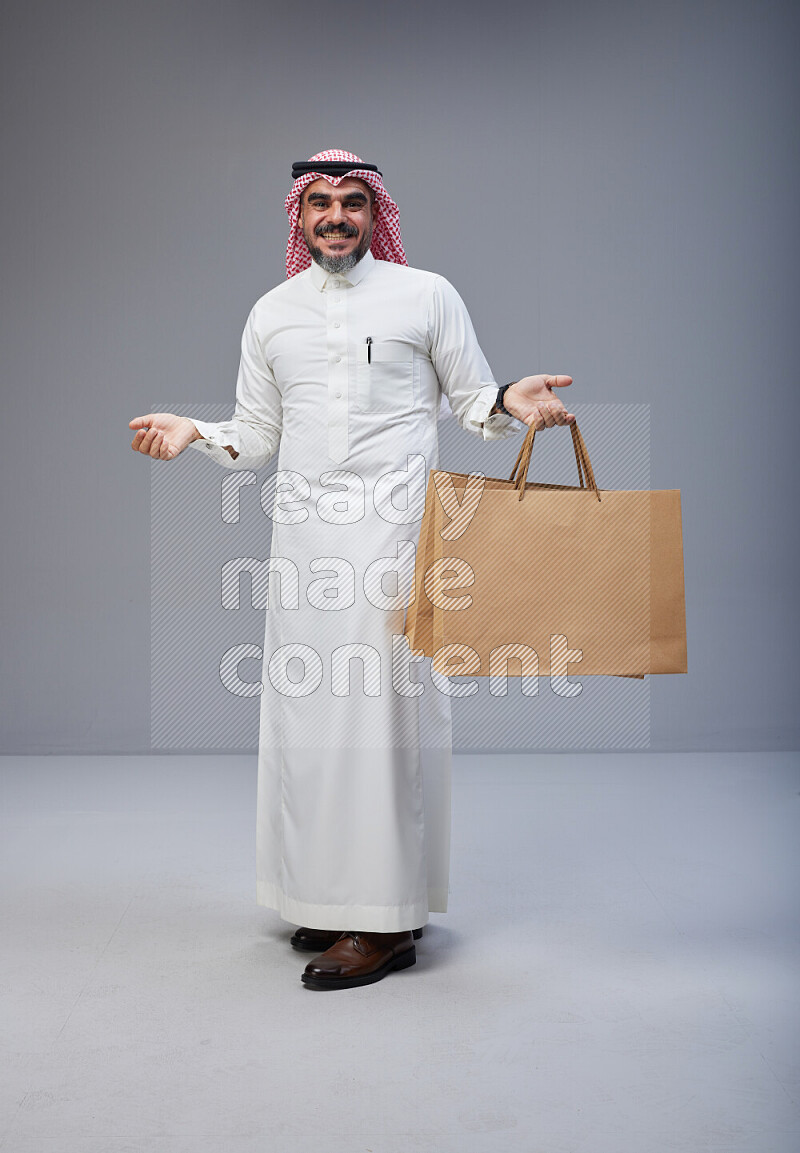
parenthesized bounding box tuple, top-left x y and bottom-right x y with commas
(187, 305, 282, 469)
(428, 275, 523, 441)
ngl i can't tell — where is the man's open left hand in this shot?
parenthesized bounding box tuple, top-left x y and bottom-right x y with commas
(503, 375, 575, 430)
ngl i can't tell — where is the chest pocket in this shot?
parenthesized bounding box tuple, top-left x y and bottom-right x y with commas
(355, 340, 414, 413)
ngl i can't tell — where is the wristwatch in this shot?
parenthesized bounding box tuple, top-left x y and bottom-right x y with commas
(494, 382, 516, 416)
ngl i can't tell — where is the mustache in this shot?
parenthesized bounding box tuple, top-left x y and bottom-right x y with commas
(315, 223, 358, 238)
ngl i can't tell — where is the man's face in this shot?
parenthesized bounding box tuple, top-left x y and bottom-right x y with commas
(298, 177, 378, 273)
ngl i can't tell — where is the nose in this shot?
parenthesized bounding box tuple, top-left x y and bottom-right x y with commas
(329, 200, 344, 223)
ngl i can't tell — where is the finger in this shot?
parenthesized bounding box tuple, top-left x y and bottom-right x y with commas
(129, 414, 155, 430)
(131, 430, 147, 451)
(553, 411, 577, 426)
(551, 403, 576, 426)
(139, 427, 158, 453)
(540, 405, 557, 429)
(529, 408, 545, 431)
(546, 376, 573, 389)
(133, 429, 156, 454)
(149, 431, 164, 459)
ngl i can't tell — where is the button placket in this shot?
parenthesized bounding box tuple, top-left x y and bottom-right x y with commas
(326, 284, 349, 463)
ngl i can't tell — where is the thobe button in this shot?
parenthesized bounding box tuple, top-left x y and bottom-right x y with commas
(335, 391, 342, 398)
(332, 280, 341, 288)
(335, 356, 342, 363)
(333, 322, 341, 329)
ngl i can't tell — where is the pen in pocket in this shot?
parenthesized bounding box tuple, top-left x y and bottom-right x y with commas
(365, 336, 372, 364)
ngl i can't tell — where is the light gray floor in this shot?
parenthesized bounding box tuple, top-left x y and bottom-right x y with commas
(1, 752, 798, 1152)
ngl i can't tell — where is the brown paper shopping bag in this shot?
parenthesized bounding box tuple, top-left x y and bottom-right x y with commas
(405, 421, 687, 678)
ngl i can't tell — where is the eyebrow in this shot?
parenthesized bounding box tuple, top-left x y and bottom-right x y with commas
(306, 191, 369, 204)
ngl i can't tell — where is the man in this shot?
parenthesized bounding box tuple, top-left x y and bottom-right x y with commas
(129, 149, 575, 990)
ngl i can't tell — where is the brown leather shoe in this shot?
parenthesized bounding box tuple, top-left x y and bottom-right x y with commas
(291, 925, 423, 952)
(301, 931, 416, 989)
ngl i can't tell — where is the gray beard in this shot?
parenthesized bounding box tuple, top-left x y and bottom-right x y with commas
(311, 249, 362, 274)
(308, 227, 373, 274)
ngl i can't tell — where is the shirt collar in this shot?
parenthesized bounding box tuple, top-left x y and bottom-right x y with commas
(309, 249, 375, 292)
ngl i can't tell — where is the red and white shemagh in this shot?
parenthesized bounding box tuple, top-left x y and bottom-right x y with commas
(284, 149, 408, 279)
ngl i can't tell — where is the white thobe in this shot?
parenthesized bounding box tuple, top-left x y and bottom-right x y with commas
(190, 250, 519, 931)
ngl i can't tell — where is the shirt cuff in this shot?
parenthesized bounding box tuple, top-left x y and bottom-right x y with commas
(465, 386, 524, 440)
(187, 418, 240, 465)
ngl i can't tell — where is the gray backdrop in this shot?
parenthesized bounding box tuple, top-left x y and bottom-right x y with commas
(1, 0, 797, 753)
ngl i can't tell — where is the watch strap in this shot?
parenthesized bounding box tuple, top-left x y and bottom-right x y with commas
(495, 382, 516, 416)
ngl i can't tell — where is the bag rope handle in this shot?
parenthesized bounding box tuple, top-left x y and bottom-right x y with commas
(508, 420, 601, 502)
